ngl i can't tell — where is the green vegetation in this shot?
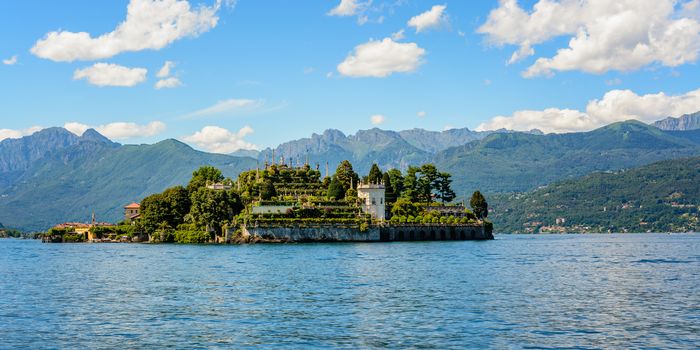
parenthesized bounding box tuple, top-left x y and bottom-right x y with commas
(0, 227, 24, 238)
(491, 156, 700, 233)
(138, 167, 244, 243)
(470, 191, 488, 219)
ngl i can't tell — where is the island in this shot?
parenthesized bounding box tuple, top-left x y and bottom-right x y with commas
(42, 160, 493, 243)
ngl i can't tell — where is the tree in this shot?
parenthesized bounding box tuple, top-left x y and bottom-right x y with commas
(321, 176, 331, 190)
(391, 198, 421, 218)
(387, 169, 404, 198)
(139, 186, 190, 236)
(367, 163, 383, 184)
(327, 176, 345, 200)
(383, 172, 397, 203)
(190, 188, 243, 238)
(417, 164, 439, 203)
(187, 166, 224, 193)
(401, 166, 420, 202)
(470, 191, 488, 219)
(435, 172, 456, 204)
(260, 180, 276, 200)
(334, 160, 360, 191)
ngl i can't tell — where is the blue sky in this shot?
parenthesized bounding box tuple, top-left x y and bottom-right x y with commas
(1, 0, 700, 153)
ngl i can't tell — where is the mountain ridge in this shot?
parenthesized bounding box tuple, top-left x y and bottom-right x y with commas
(653, 111, 700, 131)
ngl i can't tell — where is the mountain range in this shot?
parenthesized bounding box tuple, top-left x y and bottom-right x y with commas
(2, 113, 700, 232)
(0, 128, 256, 231)
(255, 127, 542, 176)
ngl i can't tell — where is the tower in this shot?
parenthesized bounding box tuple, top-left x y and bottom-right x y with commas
(357, 181, 386, 221)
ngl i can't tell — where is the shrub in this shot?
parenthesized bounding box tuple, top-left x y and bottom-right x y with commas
(174, 229, 211, 243)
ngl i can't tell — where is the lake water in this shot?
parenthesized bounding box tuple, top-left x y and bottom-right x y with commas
(1, 234, 699, 349)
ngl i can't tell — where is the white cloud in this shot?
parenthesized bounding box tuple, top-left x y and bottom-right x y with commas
(183, 98, 263, 118)
(64, 121, 166, 140)
(391, 29, 405, 41)
(507, 41, 534, 65)
(2, 55, 17, 65)
(337, 37, 426, 78)
(0, 126, 42, 142)
(408, 5, 448, 33)
(476, 87, 700, 133)
(417, 111, 426, 118)
(182, 125, 257, 153)
(370, 114, 386, 125)
(155, 77, 182, 89)
(157, 61, 175, 78)
(31, 0, 221, 62)
(478, 0, 700, 77)
(328, 0, 362, 16)
(73, 63, 147, 87)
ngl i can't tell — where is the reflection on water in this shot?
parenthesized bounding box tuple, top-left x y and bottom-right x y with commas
(1, 234, 699, 349)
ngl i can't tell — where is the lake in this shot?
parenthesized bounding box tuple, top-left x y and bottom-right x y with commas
(1, 234, 699, 349)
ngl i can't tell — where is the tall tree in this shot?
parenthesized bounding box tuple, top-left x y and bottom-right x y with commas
(187, 166, 224, 193)
(418, 164, 439, 203)
(435, 172, 456, 204)
(401, 166, 420, 202)
(470, 191, 488, 219)
(387, 169, 404, 198)
(260, 180, 276, 200)
(139, 186, 191, 235)
(327, 176, 345, 200)
(334, 160, 359, 191)
(382, 172, 396, 203)
(367, 163, 383, 184)
(190, 188, 243, 237)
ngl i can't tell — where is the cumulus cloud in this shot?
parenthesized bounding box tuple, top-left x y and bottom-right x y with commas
(478, 0, 700, 77)
(155, 77, 182, 89)
(2, 55, 17, 65)
(408, 4, 448, 33)
(328, 0, 363, 16)
(157, 61, 175, 78)
(476, 87, 700, 133)
(183, 98, 263, 118)
(73, 63, 147, 87)
(370, 114, 386, 125)
(31, 0, 221, 62)
(182, 125, 257, 153)
(0, 126, 42, 142)
(337, 37, 426, 78)
(417, 111, 426, 118)
(64, 121, 166, 140)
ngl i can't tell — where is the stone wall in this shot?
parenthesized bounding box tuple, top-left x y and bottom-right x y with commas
(379, 224, 491, 241)
(242, 225, 380, 242)
(241, 223, 491, 242)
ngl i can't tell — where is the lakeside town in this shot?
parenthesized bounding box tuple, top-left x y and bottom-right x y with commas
(42, 159, 493, 244)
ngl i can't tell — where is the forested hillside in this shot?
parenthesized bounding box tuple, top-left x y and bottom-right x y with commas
(490, 157, 700, 233)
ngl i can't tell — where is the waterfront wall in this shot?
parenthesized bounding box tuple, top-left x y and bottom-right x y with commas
(241, 224, 491, 242)
(379, 224, 490, 241)
(242, 225, 380, 242)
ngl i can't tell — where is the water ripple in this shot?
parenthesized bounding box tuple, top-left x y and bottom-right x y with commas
(1, 234, 699, 349)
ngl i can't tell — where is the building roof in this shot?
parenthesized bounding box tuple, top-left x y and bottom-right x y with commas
(124, 202, 141, 209)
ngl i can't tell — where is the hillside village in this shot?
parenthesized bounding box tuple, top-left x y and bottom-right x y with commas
(43, 159, 493, 243)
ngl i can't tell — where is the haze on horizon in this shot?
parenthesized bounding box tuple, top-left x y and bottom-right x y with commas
(2, 0, 700, 153)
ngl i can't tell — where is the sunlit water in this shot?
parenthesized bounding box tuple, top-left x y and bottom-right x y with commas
(1, 234, 699, 349)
